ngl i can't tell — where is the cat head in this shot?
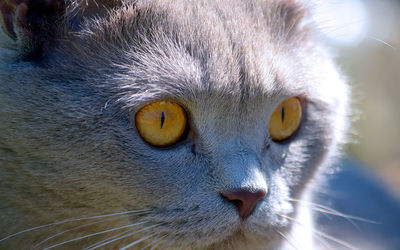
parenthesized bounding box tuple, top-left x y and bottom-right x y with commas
(0, 0, 349, 248)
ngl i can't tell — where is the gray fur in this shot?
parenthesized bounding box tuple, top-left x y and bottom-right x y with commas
(0, 0, 349, 249)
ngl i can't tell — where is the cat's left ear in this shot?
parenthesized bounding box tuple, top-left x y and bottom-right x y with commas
(0, 0, 66, 60)
(269, 0, 310, 41)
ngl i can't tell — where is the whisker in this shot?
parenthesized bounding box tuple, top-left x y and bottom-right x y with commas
(288, 198, 378, 224)
(31, 212, 148, 250)
(0, 209, 150, 243)
(274, 221, 331, 250)
(119, 234, 155, 250)
(278, 214, 334, 250)
(83, 229, 136, 250)
(150, 237, 167, 250)
(279, 214, 357, 250)
(274, 229, 298, 250)
(43, 222, 147, 250)
(140, 235, 166, 250)
(369, 36, 397, 50)
(89, 224, 159, 250)
(310, 206, 363, 231)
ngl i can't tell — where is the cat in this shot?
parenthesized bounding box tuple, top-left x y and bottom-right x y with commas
(0, 0, 349, 249)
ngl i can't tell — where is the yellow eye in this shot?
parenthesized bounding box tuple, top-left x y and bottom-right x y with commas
(269, 97, 302, 141)
(135, 101, 187, 147)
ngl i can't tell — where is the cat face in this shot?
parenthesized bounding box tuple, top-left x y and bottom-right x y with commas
(0, 0, 349, 249)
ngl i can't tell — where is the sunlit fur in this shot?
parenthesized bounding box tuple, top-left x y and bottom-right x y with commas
(0, 0, 349, 249)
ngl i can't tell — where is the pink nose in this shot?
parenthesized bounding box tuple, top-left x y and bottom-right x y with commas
(221, 189, 267, 219)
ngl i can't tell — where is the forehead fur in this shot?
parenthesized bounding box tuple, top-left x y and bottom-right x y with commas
(72, 0, 309, 40)
(61, 0, 310, 102)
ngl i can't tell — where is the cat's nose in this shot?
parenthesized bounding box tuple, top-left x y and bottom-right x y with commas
(221, 189, 267, 219)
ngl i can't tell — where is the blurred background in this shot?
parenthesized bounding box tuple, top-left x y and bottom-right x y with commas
(313, 2, 400, 247)
(315, 0, 400, 195)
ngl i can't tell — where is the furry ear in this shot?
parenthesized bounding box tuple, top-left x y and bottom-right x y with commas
(70, 0, 121, 16)
(265, 0, 308, 42)
(0, 0, 66, 60)
(279, 0, 306, 29)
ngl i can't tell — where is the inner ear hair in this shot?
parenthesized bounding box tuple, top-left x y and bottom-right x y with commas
(263, 0, 309, 43)
(0, 0, 66, 60)
(70, 0, 121, 17)
(0, 0, 17, 39)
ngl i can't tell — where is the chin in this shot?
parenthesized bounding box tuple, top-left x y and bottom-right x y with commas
(206, 230, 280, 250)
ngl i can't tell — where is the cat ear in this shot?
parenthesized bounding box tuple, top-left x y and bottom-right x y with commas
(73, 0, 121, 17)
(0, 0, 66, 60)
(268, 0, 309, 41)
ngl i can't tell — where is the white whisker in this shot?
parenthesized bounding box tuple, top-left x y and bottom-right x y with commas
(119, 234, 155, 250)
(83, 229, 136, 250)
(0, 209, 150, 243)
(369, 36, 397, 50)
(279, 214, 357, 250)
(278, 214, 333, 250)
(31, 212, 148, 250)
(288, 198, 378, 225)
(274, 229, 298, 250)
(88, 224, 159, 249)
(140, 235, 166, 250)
(43, 222, 147, 250)
(310, 206, 362, 231)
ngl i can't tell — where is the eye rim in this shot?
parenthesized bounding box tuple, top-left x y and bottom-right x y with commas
(268, 96, 303, 142)
(134, 100, 190, 148)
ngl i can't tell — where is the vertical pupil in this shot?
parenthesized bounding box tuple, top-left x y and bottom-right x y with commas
(161, 111, 165, 128)
(281, 107, 285, 123)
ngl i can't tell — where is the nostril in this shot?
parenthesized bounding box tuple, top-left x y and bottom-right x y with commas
(230, 199, 243, 207)
(221, 189, 267, 220)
